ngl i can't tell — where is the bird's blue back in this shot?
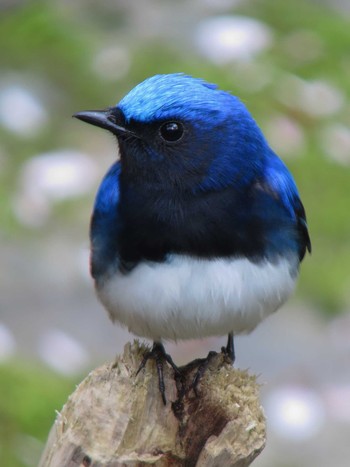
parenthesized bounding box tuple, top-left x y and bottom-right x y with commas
(90, 74, 310, 279)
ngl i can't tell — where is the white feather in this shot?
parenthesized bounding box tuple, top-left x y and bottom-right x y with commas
(96, 254, 298, 341)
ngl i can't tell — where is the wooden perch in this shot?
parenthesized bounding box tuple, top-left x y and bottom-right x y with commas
(40, 341, 266, 466)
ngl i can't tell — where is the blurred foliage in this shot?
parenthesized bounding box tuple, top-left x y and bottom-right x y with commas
(0, 1, 350, 462)
(0, 361, 76, 466)
(1, 0, 349, 311)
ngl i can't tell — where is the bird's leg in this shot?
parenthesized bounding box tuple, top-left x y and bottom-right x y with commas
(136, 341, 181, 405)
(221, 332, 235, 364)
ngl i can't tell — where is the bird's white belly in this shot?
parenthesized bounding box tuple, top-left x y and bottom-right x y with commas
(96, 254, 298, 341)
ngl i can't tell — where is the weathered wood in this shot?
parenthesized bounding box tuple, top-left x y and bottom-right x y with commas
(40, 341, 266, 466)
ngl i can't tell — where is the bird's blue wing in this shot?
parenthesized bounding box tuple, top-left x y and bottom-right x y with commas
(260, 156, 311, 260)
(90, 162, 122, 278)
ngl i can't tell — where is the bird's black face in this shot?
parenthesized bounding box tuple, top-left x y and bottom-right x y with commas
(74, 107, 186, 145)
(119, 114, 217, 188)
(74, 106, 212, 188)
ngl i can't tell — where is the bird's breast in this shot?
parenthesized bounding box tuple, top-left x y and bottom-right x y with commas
(116, 185, 267, 264)
(95, 253, 299, 341)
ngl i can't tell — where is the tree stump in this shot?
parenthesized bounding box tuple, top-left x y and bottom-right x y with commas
(40, 341, 266, 466)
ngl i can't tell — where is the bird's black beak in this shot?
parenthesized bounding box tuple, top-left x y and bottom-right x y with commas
(73, 109, 131, 136)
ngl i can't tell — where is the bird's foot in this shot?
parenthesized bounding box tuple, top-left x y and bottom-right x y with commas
(136, 335, 235, 406)
(185, 334, 235, 398)
(136, 342, 182, 405)
(190, 350, 218, 397)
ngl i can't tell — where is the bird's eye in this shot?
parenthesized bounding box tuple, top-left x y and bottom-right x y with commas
(159, 121, 184, 142)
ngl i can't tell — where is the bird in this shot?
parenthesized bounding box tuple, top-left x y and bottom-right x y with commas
(74, 73, 311, 404)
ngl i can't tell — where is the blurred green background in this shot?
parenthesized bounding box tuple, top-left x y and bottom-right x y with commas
(1, 0, 350, 466)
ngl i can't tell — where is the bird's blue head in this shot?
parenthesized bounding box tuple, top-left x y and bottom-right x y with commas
(74, 73, 269, 191)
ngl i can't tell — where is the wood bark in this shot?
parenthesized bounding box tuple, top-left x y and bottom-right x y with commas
(40, 341, 266, 466)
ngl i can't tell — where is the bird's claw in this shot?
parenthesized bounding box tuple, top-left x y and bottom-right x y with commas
(187, 335, 235, 397)
(189, 350, 218, 397)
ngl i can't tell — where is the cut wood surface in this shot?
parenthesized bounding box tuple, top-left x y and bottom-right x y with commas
(40, 341, 266, 466)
